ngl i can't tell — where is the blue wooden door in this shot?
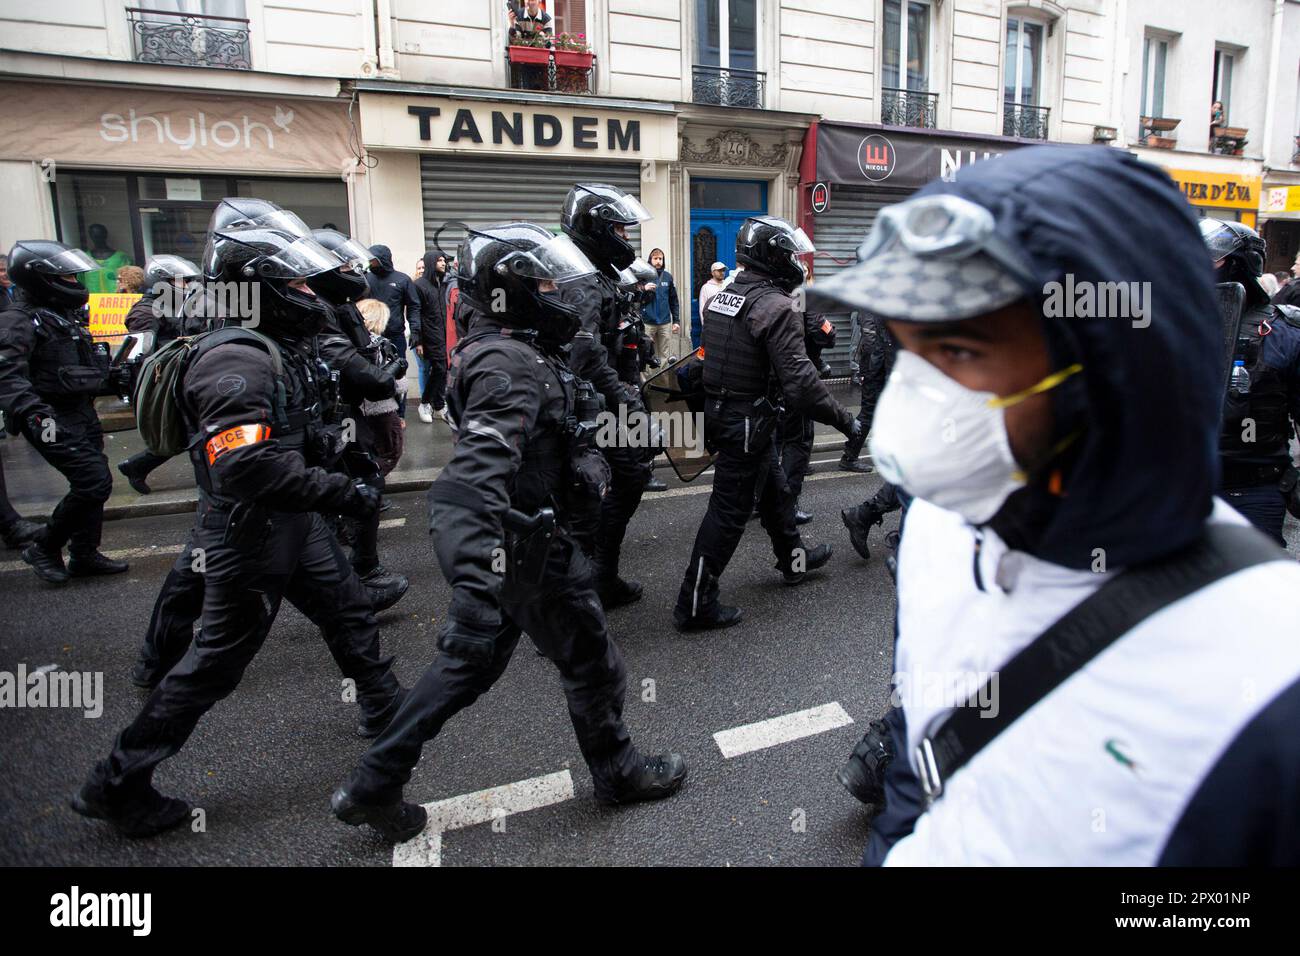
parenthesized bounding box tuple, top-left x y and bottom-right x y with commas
(688, 179, 767, 347)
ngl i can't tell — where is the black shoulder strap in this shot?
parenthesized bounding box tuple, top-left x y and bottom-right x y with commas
(915, 522, 1287, 803)
(186, 326, 290, 432)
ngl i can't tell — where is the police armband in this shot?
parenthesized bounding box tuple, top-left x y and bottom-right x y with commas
(206, 424, 271, 465)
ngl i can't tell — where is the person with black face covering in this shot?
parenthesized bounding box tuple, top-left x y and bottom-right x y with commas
(558, 183, 661, 606)
(365, 244, 421, 414)
(330, 222, 687, 842)
(0, 240, 129, 585)
(73, 200, 404, 838)
(413, 251, 450, 422)
(673, 217, 859, 632)
(1202, 219, 1300, 546)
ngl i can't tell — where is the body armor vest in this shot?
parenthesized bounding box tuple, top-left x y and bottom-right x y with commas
(21, 304, 109, 402)
(701, 281, 786, 400)
(1221, 304, 1292, 463)
(446, 328, 593, 516)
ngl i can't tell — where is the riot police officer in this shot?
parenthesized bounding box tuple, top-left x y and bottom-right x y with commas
(1203, 218, 1300, 545)
(331, 223, 686, 842)
(780, 270, 837, 524)
(673, 217, 860, 632)
(0, 240, 127, 585)
(118, 253, 204, 495)
(839, 309, 893, 473)
(559, 183, 659, 606)
(308, 229, 409, 604)
(74, 212, 404, 838)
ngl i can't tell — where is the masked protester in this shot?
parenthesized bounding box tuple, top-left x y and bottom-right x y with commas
(0, 240, 128, 584)
(559, 183, 660, 605)
(1200, 219, 1300, 546)
(74, 202, 405, 838)
(413, 251, 450, 421)
(814, 145, 1300, 866)
(673, 217, 860, 632)
(331, 223, 686, 842)
(365, 244, 421, 417)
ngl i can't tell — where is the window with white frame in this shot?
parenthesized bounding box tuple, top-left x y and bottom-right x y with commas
(1005, 16, 1045, 107)
(546, 1, 588, 40)
(1141, 34, 1169, 118)
(1212, 48, 1234, 124)
(882, 0, 931, 92)
(696, 0, 759, 74)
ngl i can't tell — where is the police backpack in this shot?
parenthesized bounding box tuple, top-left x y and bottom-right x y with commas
(132, 326, 286, 458)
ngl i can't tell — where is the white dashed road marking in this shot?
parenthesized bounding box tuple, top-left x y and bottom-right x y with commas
(392, 769, 576, 867)
(713, 702, 855, 759)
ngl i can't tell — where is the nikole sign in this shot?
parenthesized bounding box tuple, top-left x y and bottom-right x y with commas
(358, 94, 678, 162)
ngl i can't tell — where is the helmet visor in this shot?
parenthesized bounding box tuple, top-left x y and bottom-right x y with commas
(505, 233, 597, 283)
(313, 230, 372, 272)
(778, 226, 816, 256)
(595, 192, 653, 225)
(147, 254, 201, 280)
(212, 229, 343, 279)
(28, 247, 98, 276)
(1199, 218, 1240, 262)
(217, 206, 314, 239)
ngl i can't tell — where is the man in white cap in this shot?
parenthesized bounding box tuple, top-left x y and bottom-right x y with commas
(697, 261, 730, 327)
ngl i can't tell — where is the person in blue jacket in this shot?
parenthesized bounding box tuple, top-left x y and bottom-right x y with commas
(641, 247, 680, 365)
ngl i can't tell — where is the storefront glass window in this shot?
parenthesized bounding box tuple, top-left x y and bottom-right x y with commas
(53, 172, 138, 294)
(138, 175, 229, 201)
(690, 179, 765, 211)
(233, 178, 348, 230)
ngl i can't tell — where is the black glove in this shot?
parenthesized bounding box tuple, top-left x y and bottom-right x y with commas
(842, 417, 863, 441)
(22, 411, 58, 445)
(338, 479, 381, 519)
(437, 614, 501, 665)
(383, 356, 408, 381)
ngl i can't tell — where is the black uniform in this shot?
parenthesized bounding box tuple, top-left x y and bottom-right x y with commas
(779, 308, 837, 506)
(0, 290, 114, 565)
(347, 320, 649, 803)
(1218, 301, 1300, 545)
(81, 326, 403, 827)
(132, 307, 405, 686)
(840, 311, 894, 467)
(675, 269, 854, 625)
(413, 252, 449, 410)
(561, 269, 654, 588)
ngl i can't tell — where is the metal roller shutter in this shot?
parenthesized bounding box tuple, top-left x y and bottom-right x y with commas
(809, 184, 911, 376)
(419, 155, 642, 255)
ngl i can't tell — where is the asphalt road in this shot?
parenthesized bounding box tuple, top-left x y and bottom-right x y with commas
(0, 455, 901, 867)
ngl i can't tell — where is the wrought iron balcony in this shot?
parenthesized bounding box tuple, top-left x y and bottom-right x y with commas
(1004, 102, 1050, 140)
(505, 46, 597, 95)
(692, 65, 765, 109)
(128, 7, 251, 70)
(881, 88, 938, 129)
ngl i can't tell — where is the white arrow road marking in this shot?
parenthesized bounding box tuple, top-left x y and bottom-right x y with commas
(392, 769, 576, 867)
(713, 702, 854, 759)
(0, 518, 407, 573)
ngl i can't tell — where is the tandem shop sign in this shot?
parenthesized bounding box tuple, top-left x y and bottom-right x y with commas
(356, 94, 677, 160)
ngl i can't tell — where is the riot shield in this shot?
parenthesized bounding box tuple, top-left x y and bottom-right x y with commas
(1216, 282, 1246, 404)
(640, 347, 715, 482)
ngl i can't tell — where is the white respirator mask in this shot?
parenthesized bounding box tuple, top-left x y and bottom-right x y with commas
(868, 350, 1081, 525)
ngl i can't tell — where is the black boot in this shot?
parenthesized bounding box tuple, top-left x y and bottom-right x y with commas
(780, 542, 832, 585)
(332, 776, 428, 843)
(644, 475, 668, 492)
(673, 604, 743, 633)
(67, 550, 129, 577)
(358, 565, 410, 612)
(1, 518, 43, 550)
(596, 753, 688, 806)
(116, 459, 152, 495)
(598, 574, 643, 610)
(70, 775, 192, 839)
(21, 539, 68, 586)
(794, 509, 813, 525)
(836, 718, 895, 812)
(838, 457, 874, 474)
(841, 502, 885, 561)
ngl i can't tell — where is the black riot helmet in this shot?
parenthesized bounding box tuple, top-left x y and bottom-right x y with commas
(307, 229, 372, 305)
(736, 216, 816, 292)
(560, 183, 651, 272)
(204, 222, 341, 339)
(456, 222, 596, 347)
(144, 254, 201, 289)
(202, 197, 314, 280)
(6, 240, 97, 310)
(1200, 217, 1266, 278)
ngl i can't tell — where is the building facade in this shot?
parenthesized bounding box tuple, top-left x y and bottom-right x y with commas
(3, 1, 1299, 365)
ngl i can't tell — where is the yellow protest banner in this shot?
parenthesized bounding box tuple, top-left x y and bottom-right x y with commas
(88, 293, 141, 342)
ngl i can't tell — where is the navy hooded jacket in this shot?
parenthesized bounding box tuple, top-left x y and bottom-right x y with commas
(365, 244, 422, 353)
